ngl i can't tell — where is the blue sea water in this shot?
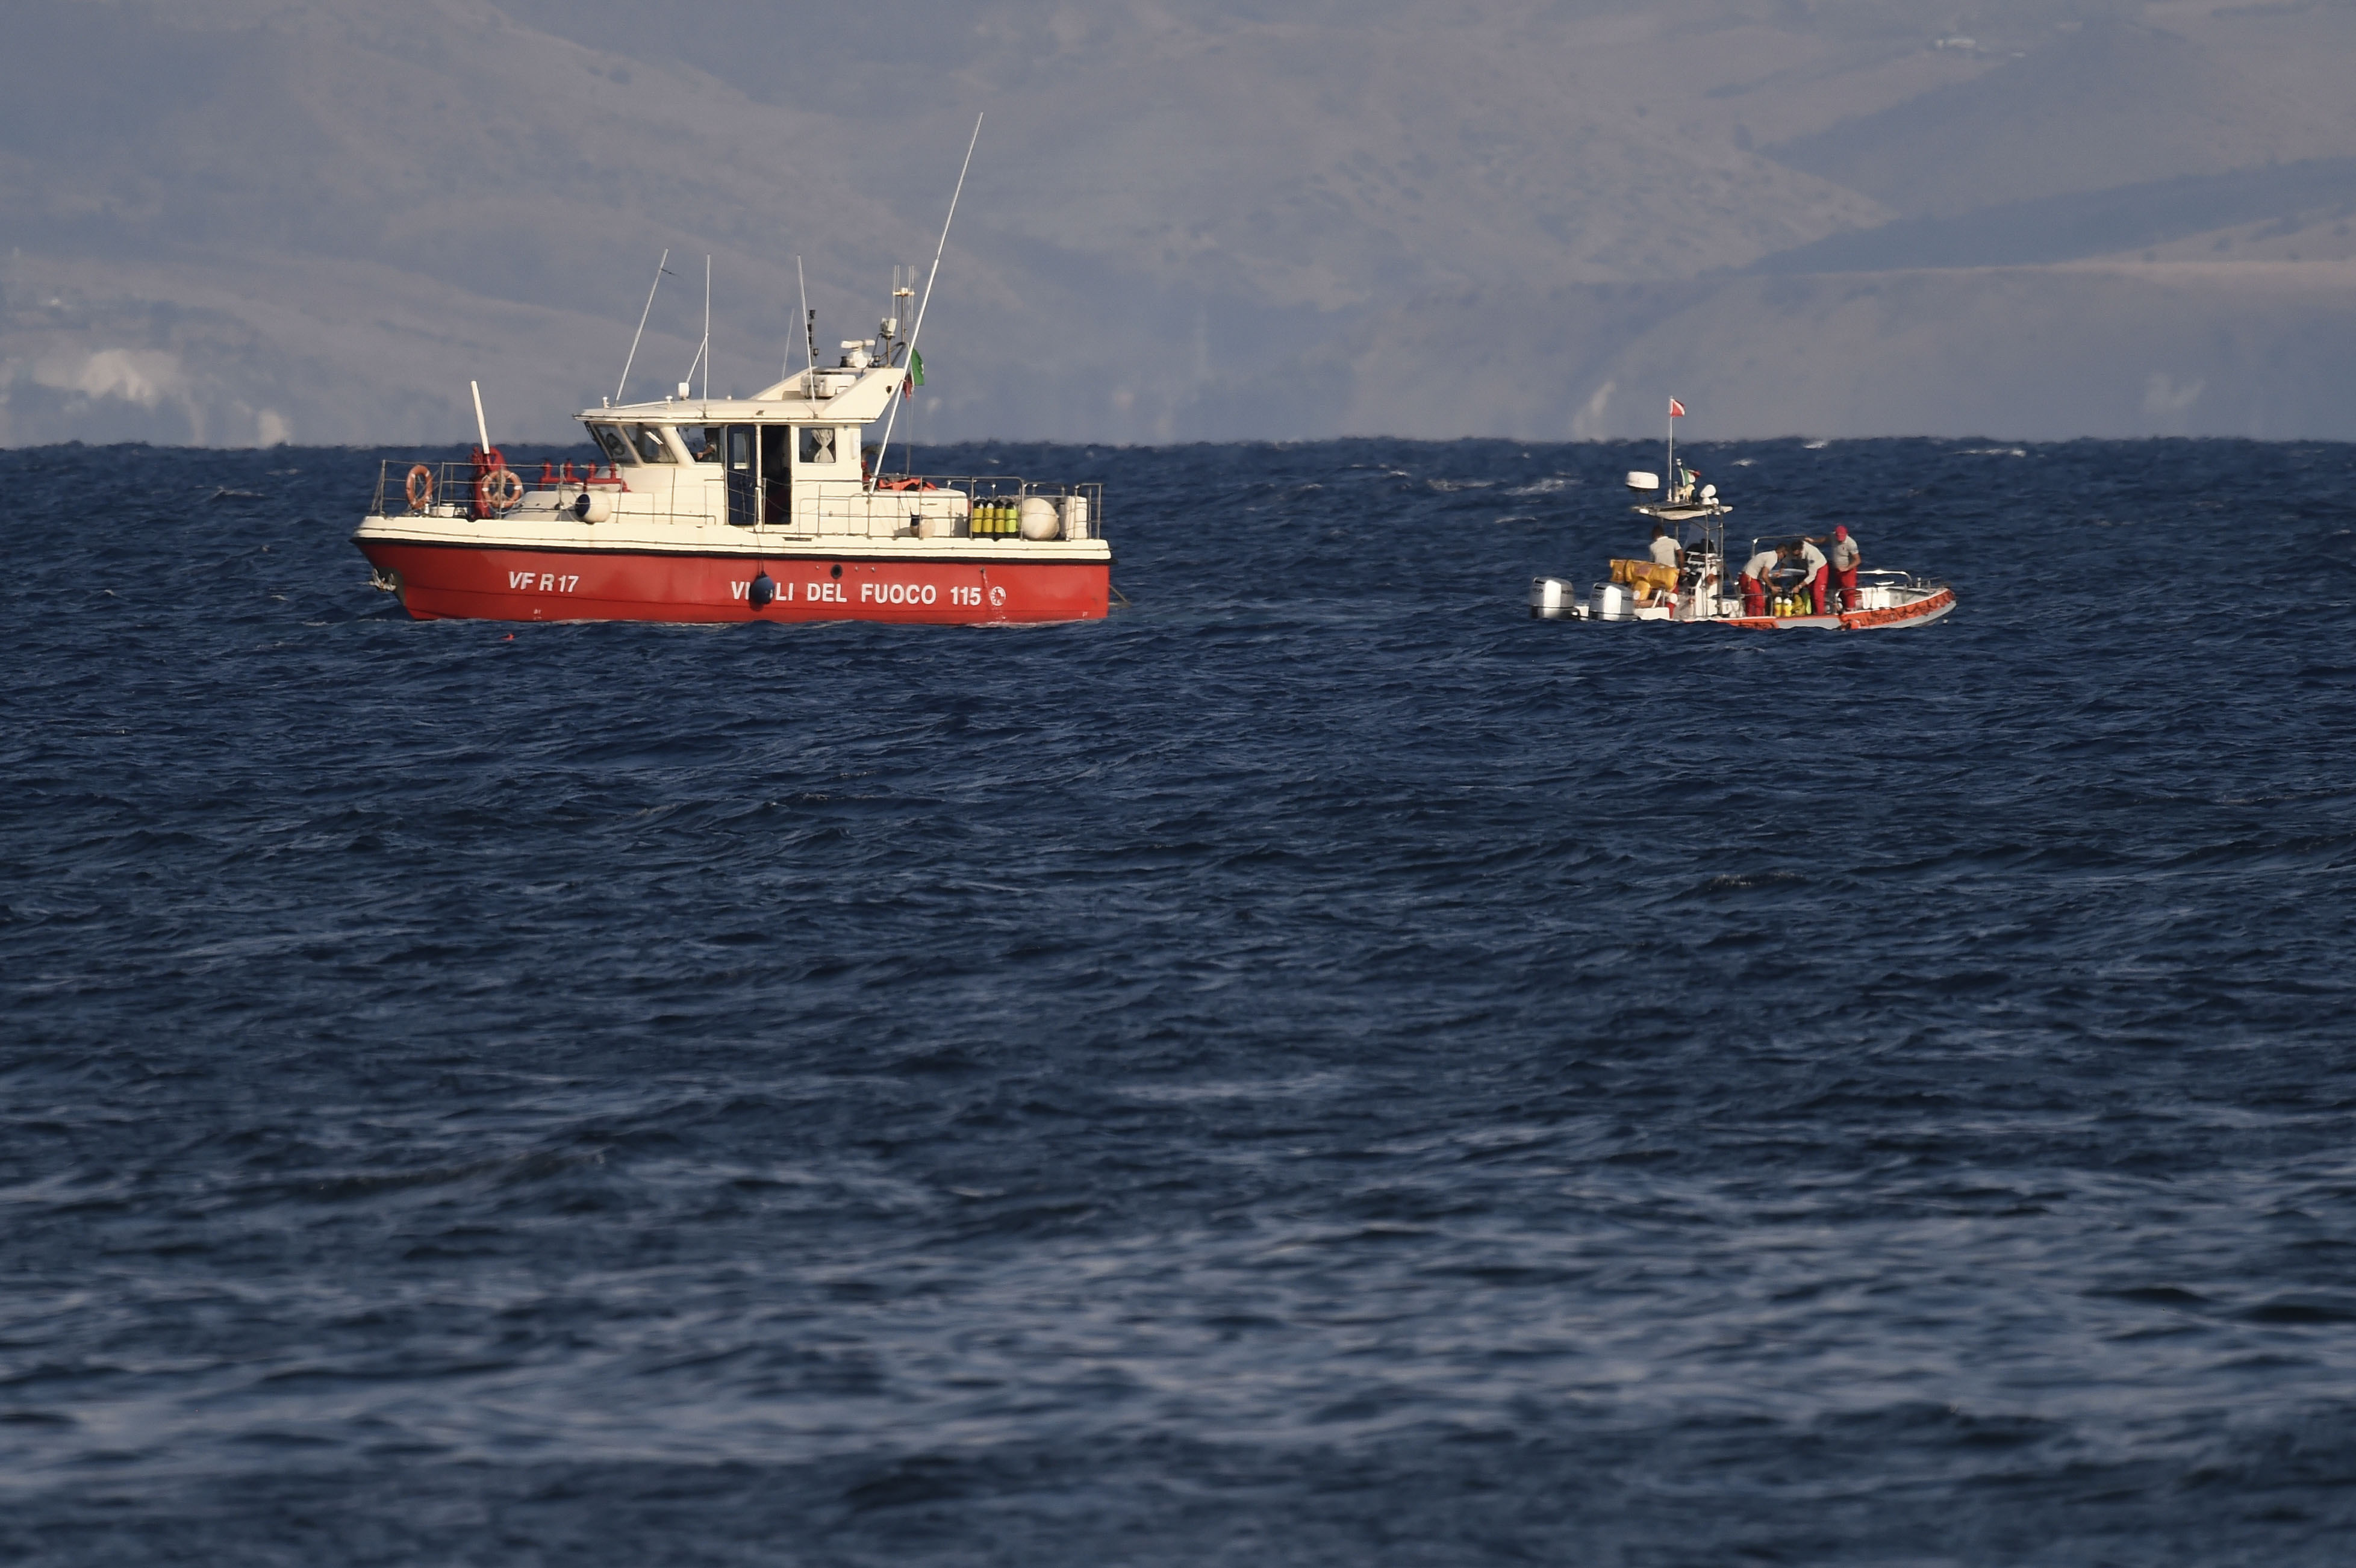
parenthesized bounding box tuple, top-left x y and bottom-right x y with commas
(4, 435, 2355, 1565)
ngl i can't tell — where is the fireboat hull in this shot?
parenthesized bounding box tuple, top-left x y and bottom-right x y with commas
(358, 539, 1111, 625)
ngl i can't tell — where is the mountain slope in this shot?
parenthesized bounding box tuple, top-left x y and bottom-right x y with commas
(6, 0, 2356, 443)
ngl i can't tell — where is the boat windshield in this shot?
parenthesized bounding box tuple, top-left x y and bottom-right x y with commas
(623, 424, 676, 464)
(587, 423, 635, 465)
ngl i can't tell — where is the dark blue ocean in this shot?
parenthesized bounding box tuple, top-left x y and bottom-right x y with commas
(5, 436, 2355, 1565)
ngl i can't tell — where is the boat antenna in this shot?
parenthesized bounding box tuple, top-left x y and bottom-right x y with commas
(470, 379, 491, 453)
(872, 111, 981, 490)
(794, 255, 812, 386)
(680, 255, 714, 400)
(616, 249, 672, 405)
(1666, 394, 1678, 502)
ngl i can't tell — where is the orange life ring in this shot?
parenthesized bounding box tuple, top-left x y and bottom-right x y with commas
(405, 463, 435, 512)
(476, 466, 525, 514)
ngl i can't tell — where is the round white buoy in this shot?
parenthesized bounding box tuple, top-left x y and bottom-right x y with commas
(1018, 497, 1061, 540)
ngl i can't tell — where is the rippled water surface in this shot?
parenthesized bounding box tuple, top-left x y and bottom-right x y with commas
(5, 436, 2356, 1564)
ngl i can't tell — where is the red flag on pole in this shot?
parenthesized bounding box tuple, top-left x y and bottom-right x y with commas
(1668, 398, 1686, 418)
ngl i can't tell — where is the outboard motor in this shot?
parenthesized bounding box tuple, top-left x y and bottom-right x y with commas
(1529, 576, 1578, 620)
(1592, 582, 1639, 621)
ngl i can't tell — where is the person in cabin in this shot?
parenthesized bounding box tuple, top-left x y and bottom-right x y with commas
(1740, 542, 1778, 617)
(1789, 537, 1830, 614)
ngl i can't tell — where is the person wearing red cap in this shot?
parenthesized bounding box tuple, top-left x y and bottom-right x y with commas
(1821, 526, 1861, 611)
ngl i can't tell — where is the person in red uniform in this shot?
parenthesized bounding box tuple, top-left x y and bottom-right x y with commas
(1821, 525, 1860, 611)
(1740, 543, 1778, 618)
(1789, 537, 1830, 615)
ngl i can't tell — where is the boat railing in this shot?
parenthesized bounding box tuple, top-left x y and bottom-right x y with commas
(371, 457, 744, 524)
(373, 458, 638, 518)
(370, 459, 1107, 538)
(873, 476, 1106, 540)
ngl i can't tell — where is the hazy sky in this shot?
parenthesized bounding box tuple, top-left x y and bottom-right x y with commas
(4, 0, 2354, 446)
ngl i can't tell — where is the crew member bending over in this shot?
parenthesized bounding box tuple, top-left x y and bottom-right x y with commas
(1792, 537, 1830, 615)
(1740, 543, 1778, 618)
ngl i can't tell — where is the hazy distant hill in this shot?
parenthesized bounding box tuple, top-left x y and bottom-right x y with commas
(4, 0, 2355, 445)
(1768, 18, 2348, 219)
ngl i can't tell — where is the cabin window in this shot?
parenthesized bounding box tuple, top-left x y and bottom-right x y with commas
(798, 426, 837, 465)
(588, 423, 634, 465)
(624, 424, 677, 464)
(685, 426, 719, 461)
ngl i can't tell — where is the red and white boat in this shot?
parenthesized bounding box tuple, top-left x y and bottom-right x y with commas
(361, 121, 1108, 630)
(354, 341, 1109, 624)
(1528, 446, 1954, 631)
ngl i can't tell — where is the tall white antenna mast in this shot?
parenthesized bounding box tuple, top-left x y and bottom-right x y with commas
(616, 249, 671, 405)
(681, 255, 714, 399)
(792, 255, 811, 385)
(871, 113, 981, 490)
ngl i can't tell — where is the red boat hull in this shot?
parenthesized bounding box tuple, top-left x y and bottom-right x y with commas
(1721, 586, 1957, 631)
(358, 541, 1109, 624)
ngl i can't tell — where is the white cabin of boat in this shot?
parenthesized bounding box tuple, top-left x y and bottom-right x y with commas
(369, 349, 1101, 550)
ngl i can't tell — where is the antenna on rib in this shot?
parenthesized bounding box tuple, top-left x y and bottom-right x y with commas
(617, 249, 672, 405)
(873, 112, 982, 490)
